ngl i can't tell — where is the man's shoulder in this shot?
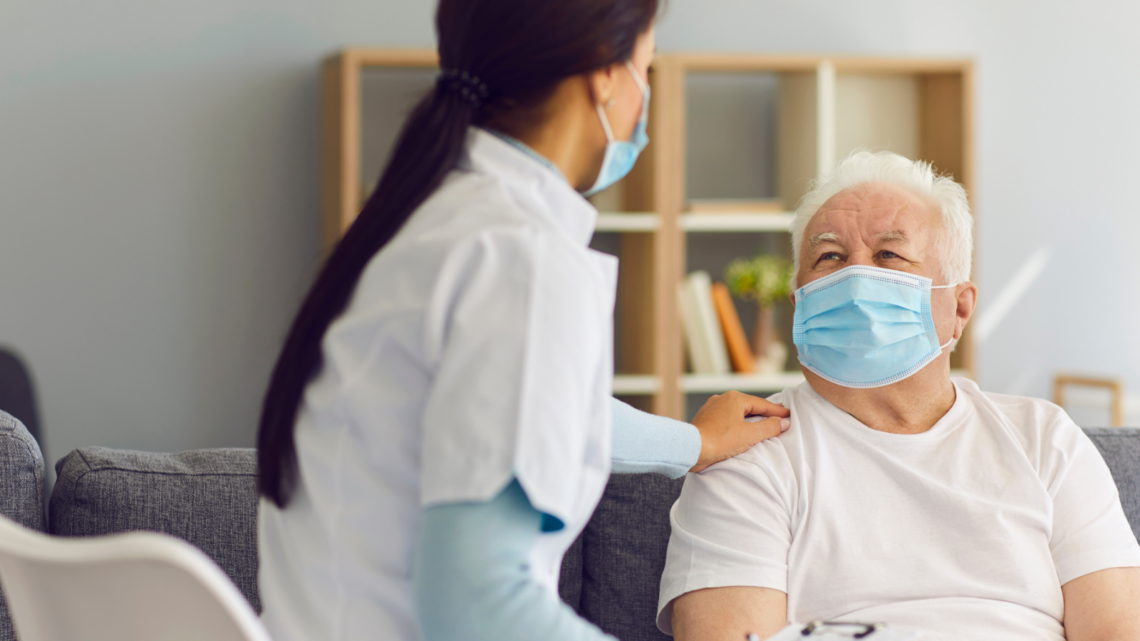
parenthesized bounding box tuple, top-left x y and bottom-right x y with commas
(957, 377, 1072, 429)
(702, 385, 807, 479)
(760, 382, 811, 414)
(956, 377, 1087, 457)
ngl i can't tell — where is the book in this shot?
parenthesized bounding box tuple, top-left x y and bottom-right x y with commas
(679, 271, 731, 375)
(711, 282, 756, 373)
(690, 272, 731, 374)
(678, 276, 713, 374)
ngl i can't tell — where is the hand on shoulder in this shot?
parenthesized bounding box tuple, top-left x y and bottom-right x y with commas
(690, 391, 790, 473)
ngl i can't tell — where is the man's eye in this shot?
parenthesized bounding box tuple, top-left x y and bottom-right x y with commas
(880, 250, 899, 259)
(819, 252, 842, 262)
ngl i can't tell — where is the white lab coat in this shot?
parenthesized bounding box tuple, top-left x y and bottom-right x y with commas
(258, 128, 617, 641)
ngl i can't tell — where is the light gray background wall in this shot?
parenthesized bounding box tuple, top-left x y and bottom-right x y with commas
(2, 0, 1138, 463)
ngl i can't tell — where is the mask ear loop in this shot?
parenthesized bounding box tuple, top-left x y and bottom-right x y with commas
(930, 282, 961, 350)
(595, 61, 648, 144)
(594, 102, 616, 143)
(624, 60, 648, 93)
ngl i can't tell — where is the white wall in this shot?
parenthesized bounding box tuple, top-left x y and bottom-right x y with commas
(2, 0, 1138, 464)
(0, 0, 437, 461)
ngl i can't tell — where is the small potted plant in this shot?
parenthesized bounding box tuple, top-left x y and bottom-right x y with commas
(725, 254, 794, 374)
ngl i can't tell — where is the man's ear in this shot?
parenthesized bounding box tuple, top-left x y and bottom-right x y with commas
(954, 281, 979, 339)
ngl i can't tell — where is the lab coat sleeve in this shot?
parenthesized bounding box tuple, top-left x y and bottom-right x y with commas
(610, 397, 701, 478)
(414, 479, 616, 641)
(420, 228, 612, 525)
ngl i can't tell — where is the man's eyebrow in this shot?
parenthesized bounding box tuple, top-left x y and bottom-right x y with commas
(808, 232, 841, 253)
(875, 230, 909, 243)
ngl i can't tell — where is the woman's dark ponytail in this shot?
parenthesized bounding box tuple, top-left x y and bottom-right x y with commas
(258, 0, 660, 507)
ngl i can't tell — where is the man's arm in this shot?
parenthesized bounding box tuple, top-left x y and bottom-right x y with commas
(655, 420, 794, 638)
(1062, 567, 1140, 641)
(671, 586, 787, 641)
(1039, 416, 1140, 640)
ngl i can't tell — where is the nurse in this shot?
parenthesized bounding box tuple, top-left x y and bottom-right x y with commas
(256, 0, 790, 640)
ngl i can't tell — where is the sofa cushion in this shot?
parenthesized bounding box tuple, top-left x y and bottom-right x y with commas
(579, 473, 683, 641)
(0, 410, 46, 641)
(50, 447, 261, 612)
(0, 411, 44, 533)
(558, 531, 585, 612)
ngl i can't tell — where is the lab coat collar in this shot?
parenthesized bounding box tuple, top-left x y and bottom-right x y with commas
(463, 127, 598, 247)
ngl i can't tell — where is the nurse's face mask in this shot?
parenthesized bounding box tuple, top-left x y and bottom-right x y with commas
(792, 264, 958, 388)
(582, 61, 650, 197)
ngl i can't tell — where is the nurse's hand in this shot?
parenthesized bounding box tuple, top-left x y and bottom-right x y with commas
(689, 391, 790, 473)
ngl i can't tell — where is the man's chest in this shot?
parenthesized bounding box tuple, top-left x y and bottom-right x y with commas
(784, 424, 1062, 619)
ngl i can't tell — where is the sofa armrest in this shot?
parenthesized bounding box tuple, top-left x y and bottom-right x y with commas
(0, 410, 46, 641)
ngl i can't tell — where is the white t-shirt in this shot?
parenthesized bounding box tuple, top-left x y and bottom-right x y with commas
(258, 128, 616, 641)
(658, 378, 1140, 640)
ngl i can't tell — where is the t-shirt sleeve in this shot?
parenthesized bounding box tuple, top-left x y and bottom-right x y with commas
(1042, 414, 1140, 585)
(419, 229, 611, 525)
(656, 449, 793, 635)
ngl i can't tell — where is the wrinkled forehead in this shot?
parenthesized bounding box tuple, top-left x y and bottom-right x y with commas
(803, 183, 941, 246)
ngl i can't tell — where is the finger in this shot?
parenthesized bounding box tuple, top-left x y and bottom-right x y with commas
(738, 394, 791, 418)
(748, 416, 790, 444)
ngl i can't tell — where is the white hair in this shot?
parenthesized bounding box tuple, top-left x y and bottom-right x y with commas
(790, 150, 974, 288)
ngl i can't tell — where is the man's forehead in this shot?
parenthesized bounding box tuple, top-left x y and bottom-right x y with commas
(805, 184, 936, 237)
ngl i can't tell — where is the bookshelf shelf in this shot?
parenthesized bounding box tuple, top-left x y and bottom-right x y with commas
(596, 213, 660, 232)
(680, 213, 795, 233)
(323, 50, 975, 421)
(613, 375, 661, 395)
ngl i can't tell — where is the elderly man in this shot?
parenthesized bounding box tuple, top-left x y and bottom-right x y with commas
(657, 151, 1140, 641)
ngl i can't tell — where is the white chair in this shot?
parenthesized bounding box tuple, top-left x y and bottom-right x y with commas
(0, 514, 272, 641)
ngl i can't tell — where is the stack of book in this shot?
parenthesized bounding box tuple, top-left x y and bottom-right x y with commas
(678, 271, 756, 375)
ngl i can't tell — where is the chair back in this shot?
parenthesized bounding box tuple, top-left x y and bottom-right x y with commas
(0, 514, 271, 641)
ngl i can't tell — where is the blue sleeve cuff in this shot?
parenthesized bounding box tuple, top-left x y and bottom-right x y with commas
(610, 397, 701, 478)
(415, 480, 615, 641)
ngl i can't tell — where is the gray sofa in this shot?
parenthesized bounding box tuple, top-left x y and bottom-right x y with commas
(2, 409, 1140, 641)
(0, 413, 45, 641)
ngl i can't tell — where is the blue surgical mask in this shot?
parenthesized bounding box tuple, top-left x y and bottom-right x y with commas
(792, 265, 957, 388)
(582, 61, 650, 197)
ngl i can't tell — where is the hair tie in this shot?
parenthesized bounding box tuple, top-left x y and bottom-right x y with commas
(437, 69, 491, 110)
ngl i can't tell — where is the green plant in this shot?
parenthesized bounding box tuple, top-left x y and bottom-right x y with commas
(725, 254, 794, 308)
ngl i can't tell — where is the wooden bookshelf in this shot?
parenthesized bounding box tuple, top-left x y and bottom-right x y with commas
(321, 48, 438, 254)
(322, 50, 975, 420)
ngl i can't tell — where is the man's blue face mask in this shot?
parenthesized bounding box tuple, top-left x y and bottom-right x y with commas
(792, 265, 958, 388)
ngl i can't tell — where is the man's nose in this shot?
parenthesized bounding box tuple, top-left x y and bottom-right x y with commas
(846, 250, 876, 267)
